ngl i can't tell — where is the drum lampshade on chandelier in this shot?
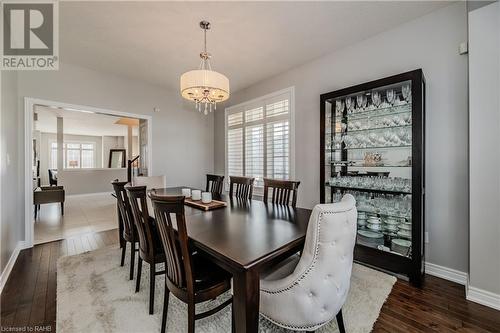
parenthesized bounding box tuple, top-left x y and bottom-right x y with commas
(180, 21, 230, 115)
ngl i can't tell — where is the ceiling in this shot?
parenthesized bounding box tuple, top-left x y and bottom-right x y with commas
(35, 105, 139, 136)
(60, 1, 451, 93)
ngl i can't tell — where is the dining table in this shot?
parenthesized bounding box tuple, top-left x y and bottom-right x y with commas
(146, 187, 312, 333)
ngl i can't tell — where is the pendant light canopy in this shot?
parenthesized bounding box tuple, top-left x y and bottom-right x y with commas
(180, 21, 230, 115)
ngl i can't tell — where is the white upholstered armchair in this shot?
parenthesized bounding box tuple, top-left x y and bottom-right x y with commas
(260, 194, 357, 332)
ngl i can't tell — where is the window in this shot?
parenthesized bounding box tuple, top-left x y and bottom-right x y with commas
(225, 88, 293, 188)
(50, 142, 96, 169)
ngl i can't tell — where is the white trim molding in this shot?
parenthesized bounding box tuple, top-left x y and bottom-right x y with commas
(0, 241, 28, 294)
(425, 262, 468, 286)
(467, 286, 500, 310)
(424, 262, 500, 311)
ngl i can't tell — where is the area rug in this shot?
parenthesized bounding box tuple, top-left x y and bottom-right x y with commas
(57, 247, 396, 333)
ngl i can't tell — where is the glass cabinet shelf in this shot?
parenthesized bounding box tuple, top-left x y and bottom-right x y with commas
(325, 124, 411, 136)
(347, 124, 411, 134)
(327, 144, 411, 151)
(328, 161, 411, 167)
(325, 184, 411, 195)
(357, 209, 411, 220)
(344, 103, 411, 120)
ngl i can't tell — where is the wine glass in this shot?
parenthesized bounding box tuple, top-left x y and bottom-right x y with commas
(345, 97, 354, 114)
(372, 91, 382, 108)
(361, 95, 368, 110)
(403, 113, 412, 125)
(333, 134, 343, 149)
(335, 99, 344, 116)
(356, 95, 364, 112)
(401, 84, 411, 103)
(386, 89, 396, 106)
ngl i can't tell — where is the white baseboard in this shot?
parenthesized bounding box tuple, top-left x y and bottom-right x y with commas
(0, 241, 27, 294)
(467, 285, 500, 310)
(425, 262, 468, 285)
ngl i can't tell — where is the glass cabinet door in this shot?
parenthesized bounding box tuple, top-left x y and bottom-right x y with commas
(323, 80, 413, 258)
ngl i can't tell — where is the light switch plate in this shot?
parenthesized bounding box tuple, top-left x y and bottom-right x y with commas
(459, 42, 468, 55)
(425, 232, 429, 243)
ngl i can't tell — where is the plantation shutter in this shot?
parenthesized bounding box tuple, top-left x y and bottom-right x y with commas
(226, 89, 292, 189)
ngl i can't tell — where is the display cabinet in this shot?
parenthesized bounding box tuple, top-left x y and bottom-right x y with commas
(320, 69, 425, 285)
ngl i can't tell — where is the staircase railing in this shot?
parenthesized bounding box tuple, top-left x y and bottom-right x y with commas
(127, 155, 141, 183)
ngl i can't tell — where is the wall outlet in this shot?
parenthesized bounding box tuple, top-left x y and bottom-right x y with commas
(425, 232, 429, 244)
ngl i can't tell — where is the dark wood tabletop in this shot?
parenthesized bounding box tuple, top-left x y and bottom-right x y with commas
(148, 187, 312, 333)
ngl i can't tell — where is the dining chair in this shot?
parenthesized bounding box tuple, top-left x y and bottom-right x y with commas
(126, 185, 166, 315)
(148, 191, 233, 333)
(111, 180, 138, 280)
(48, 169, 58, 186)
(263, 178, 301, 207)
(133, 175, 167, 189)
(205, 174, 224, 195)
(229, 176, 255, 200)
(259, 194, 357, 333)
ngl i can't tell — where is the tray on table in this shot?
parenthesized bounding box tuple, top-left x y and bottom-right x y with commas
(184, 198, 227, 211)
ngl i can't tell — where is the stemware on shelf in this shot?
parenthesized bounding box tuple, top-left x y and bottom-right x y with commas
(386, 89, 396, 106)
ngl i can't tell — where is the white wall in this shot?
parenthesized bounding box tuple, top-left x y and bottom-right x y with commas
(215, 3, 469, 272)
(40, 132, 103, 184)
(0, 71, 23, 275)
(58, 169, 127, 195)
(468, 1, 500, 304)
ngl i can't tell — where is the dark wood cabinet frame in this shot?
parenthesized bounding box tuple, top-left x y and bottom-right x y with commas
(320, 69, 426, 286)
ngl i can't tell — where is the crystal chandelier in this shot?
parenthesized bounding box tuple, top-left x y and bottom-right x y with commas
(180, 21, 230, 115)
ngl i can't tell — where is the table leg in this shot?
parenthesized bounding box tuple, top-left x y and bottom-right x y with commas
(232, 268, 260, 333)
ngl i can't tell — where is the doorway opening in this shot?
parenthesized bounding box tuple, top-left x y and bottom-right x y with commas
(25, 98, 152, 247)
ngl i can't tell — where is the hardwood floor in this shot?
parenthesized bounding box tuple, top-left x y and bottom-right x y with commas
(1, 228, 499, 332)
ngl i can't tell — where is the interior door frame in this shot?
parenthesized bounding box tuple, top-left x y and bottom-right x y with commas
(24, 97, 153, 248)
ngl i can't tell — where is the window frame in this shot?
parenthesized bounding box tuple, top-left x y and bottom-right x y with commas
(50, 140, 97, 169)
(224, 86, 295, 192)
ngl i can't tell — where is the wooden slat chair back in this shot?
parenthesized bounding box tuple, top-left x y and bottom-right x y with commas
(126, 186, 155, 258)
(263, 178, 301, 207)
(112, 181, 135, 241)
(206, 174, 224, 195)
(149, 191, 233, 333)
(127, 185, 166, 314)
(229, 176, 255, 200)
(111, 180, 138, 280)
(149, 193, 191, 292)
